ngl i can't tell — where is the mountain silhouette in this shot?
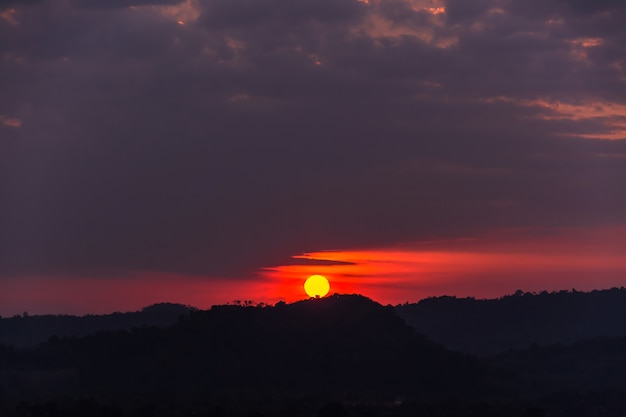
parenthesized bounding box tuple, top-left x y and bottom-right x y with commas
(0, 303, 194, 347)
(1, 295, 481, 402)
(490, 335, 626, 394)
(4, 293, 626, 416)
(396, 288, 626, 355)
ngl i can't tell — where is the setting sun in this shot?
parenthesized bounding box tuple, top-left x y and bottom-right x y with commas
(304, 275, 330, 298)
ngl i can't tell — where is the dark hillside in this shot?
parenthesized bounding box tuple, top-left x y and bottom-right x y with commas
(0, 303, 194, 347)
(490, 335, 626, 394)
(396, 288, 626, 355)
(0, 295, 483, 403)
(5, 294, 626, 416)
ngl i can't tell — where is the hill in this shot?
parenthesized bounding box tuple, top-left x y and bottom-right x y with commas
(0, 303, 194, 347)
(4, 294, 626, 416)
(396, 287, 626, 355)
(490, 335, 626, 394)
(0, 295, 482, 404)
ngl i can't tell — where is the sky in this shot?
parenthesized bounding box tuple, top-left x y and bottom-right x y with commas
(1, 0, 625, 315)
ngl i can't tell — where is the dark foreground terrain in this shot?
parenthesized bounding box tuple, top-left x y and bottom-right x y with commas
(2, 291, 626, 416)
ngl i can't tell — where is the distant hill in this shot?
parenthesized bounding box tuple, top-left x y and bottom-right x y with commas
(0, 302, 195, 347)
(489, 335, 626, 394)
(0, 295, 482, 402)
(396, 287, 626, 355)
(5, 294, 626, 416)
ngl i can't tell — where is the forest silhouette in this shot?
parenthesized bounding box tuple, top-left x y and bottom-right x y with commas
(2, 290, 626, 416)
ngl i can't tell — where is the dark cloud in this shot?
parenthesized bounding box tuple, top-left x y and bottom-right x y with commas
(201, 0, 364, 26)
(1, 0, 625, 280)
(444, 0, 496, 23)
(0, 0, 42, 11)
(71, 0, 185, 10)
(511, 0, 626, 17)
(569, 0, 626, 13)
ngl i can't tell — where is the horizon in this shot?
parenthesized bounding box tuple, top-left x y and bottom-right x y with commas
(3, 285, 624, 317)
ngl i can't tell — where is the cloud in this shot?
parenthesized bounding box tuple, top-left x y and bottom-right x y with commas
(71, 0, 186, 10)
(0, 0, 625, 284)
(0, 115, 21, 127)
(479, 97, 626, 139)
(0, 0, 42, 11)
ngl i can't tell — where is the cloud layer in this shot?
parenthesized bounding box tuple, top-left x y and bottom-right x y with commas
(1, 0, 625, 283)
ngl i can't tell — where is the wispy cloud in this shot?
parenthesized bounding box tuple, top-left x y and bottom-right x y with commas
(0, 115, 22, 128)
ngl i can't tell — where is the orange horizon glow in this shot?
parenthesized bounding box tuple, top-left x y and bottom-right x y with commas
(0, 273, 267, 316)
(3, 226, 626, 316)
(262, 226, 626, 304)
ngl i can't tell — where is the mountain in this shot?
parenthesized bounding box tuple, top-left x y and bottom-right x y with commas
(396, 288, 626, 355)
(0, 302, 195, 347)
(490, 335, 626, 394)
(0, 295, 482, 403)
(4, 294, 626, 416)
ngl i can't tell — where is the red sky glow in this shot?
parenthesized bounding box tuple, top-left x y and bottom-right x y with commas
(261, 226, 626, 305)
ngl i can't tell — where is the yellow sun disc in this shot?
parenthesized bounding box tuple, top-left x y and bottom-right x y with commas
(304, 275, 330, 298)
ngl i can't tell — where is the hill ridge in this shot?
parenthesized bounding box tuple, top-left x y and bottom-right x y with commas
(396, 287, 626, 355)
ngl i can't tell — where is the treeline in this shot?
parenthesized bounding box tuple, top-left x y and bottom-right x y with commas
(6, 391, 626, 417)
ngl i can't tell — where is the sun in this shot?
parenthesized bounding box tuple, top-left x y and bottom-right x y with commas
(304, 275, 330, 298)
